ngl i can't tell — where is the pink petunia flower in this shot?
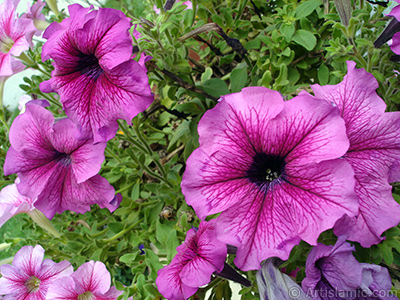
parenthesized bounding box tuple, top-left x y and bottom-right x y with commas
(21, 0, 48, 37)
(40, 4, 153, 143)
(0, 245, 73, 299)
(311, 61, 400, 247)
(3, 100, 119, 219)
(156, 220, 227, 300)
(46, 261, 122, 300)
(181, 87, 359, 271)
(0, 0, 35, 77)
(0, 180, 35, 228)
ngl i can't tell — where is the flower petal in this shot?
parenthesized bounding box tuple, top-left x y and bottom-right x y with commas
(50, 118, 106, 183)
(312, 61, 386, 132)
(216, 160, 357, 271)
(198, 87, 284, 155)
(156, 259, 198, 300)
(0, 183, 34, 227)
(334, 153, 400, 247)
(257, 259, 308, 300)
(34, 164, 115, 219)
(46, 276, 78, 300)
(72, 261, 111, 294)
(7, 102, 53, 155)
(264, 94, 349, 166)
(12, 245, 44, 277)
(302, 236, 362, 292)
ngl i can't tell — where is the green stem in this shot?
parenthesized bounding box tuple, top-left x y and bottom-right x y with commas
(127, 147, 170, 185)
(97, 218, 109, 228)
(102, 221, 140, 243)
(348, 38, 368, 70)
(132, 118, 153, 156)
(91, 227, 109, 238)
(38, 92, 62, 108)
(118, 121, 149, 154)
(132, 119, 169, 181)
(0, 80, 9, 135)
(115, 181, 136, 194)
(105, 148, 122, 163)
(191, 0, 197, 26)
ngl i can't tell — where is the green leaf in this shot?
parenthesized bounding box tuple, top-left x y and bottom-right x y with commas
(378, 242, 394, 265)
(166, 229, 179, 261)
(168, 120, 190, 151)
(201, 67, 213, 83)
(280, 23, 295, 42)
(295, 0, 322, 19)
(230, 67, 248, 93)
(108, 222, 125, 234)
(274, 64, 289, 89)
(130, 182, 140, 201)
(156, 219, 172, 244)
(318, 64, 329, 85)
(145, 249, 164, 281)
(261, 70, 272, 87)
(245, 38, 261, 50)
(212, 14, 225, 29)
(119, 252, 139, 265)
(199, 78, 230, 98)
(292, 30, 316, 51)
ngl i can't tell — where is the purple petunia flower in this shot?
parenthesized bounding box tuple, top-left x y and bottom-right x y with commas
(0, 245, 73, 299)
(156, 220, 227, 300)
(3, 100, 119, 219)
(0, 0, 35, 77)
(310, 61, 400, 247)
(181, 87, 359, 271)
(46, 261, 122, 300)
(40, 4, 153, 143)
(302, 236, 397, 300)
(0, 180, 35, 228)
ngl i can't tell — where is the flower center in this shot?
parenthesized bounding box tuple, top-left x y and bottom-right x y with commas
(25, 276, 41, 293)
(78, 53, 104, 80)
(54, 152, 72, 166)
(0, 36, 14, 53)
(77, 291, 94, 300)
(246, 152, 285, 189)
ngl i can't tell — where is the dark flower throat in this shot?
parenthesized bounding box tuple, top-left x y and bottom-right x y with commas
(78, 53, 104, 80)
(246, 152, 285, 190)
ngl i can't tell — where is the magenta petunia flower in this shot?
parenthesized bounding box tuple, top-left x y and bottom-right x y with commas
(0, 245, 73, 299)
(302, 236, 397, 300)
(46, 261, 122, 300)
(0, 0, 35, 76)
(40, 4, 153, 142)
(156, 220, 227, 300)
(0, 180, 35, 228)
(311, 61, 400, 247)
(181, 87, 359, 271)
(3, 100, 119, 219)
